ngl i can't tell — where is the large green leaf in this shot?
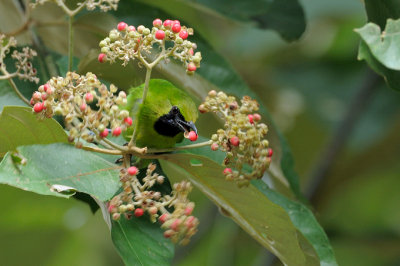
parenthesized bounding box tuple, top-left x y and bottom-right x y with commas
(355, 19, 400, 71)
(158, 153, 321, 266)
(0, 81, 26, 112)
(111, 217, 174, 266)
(0, 143, 120, 201)
(0, 106, 68, 156)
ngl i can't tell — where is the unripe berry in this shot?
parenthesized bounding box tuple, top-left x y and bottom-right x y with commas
(163, 19, 172, 28)
(99, 128, 108, 138)
(187, 62, 196, 72)
(185, 216, 196, 228)
(30, 98, 34, 106)
(179, 30, 188, 39)
(98, 53, 106, 63)
(128, 166, 138, 176)
(128, 25, 136, 31)
(112, 213, 121, 221)
(159, 213, 169, 224)
(223, 168, 232, 175)
(170, 219, 181, 231)
(211, 143, 219, 151)
(155, 30, 165, 40)
(118, 91, 127, 98)
(33, 92, 41, 101)
(171, 23, 181, 33)
(188, 131, 198, 141)
(112, 127, 122, 137)
(153, 18, 162, 28)
(230, 136, 240, 146)
(134, 208, 144, 217)
(85, 92, 94, 103)
(33, 102, 44, 113)
(189, 48, 194, 55)
(148, 206, 158, 215)
(80, 103, 87, 112)
(43, 83, 50, 92)
(163, 230, 174, 238)
(184, 206, 193, 216)
(124, 117, 133, 126)
(108, 204, 116, 213)
(117, 22, 127, 31)
(253, 113, 261, 121)
(137, 25, 145, 33)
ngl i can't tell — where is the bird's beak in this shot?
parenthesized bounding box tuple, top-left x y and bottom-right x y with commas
(176, 118, 198, 135)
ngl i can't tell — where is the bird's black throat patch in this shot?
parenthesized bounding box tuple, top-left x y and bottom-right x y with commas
(154, 106, 188, 137)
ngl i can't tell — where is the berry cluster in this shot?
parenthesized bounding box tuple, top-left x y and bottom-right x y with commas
(98, 19, 202, 74)
(0, 34, 39, 83)
(30, 72, 131, 146)
(31, 0, 119, 12)
(199, 91, 272, 187)
(108, 163, 198, 245)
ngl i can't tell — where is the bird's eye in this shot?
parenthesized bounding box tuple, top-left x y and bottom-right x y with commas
(171, 106, 179, 114)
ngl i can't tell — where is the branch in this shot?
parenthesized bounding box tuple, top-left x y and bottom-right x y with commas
(146, 140, 212, 154)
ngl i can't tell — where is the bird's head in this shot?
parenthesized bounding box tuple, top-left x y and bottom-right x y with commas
(154, 106, 197, 137)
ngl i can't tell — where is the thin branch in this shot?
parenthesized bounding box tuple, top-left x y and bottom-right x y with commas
(0, 68, 30, 105)
(81, 145, 123, 155)
(146, 140, 212, 154)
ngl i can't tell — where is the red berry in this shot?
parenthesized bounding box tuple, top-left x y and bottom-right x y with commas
(30, 98, 34, 106)
(179, 30, 188, 39)
(112, 127, 122, 137)
(43, 83, 50, 92)
(128, 166, 138, 176)
(159, 213, 169, 224)
(33, 102, 43, 113)
(184, 207, 193, 216)
(267, 148, 273, 157)
(128, 25, 136, 31)
(230, 136, 240, 146)
(163, 19, 172, 28)
(85, 92, 94, 103)
(99, 129, 108, 138)
(170, 219, 181, 231)
(155, 30, 165, 40)
(211, 143, 219, 151)
(80, 103, 87, 112)
(253, 113, 261, 121)
(153, 18, 162, 27)
(187, 62, 196, 72)
(134, 208, 144, 217)
(173, 20, 180, 25)
(223, 168, 232, 175)
(98, 53, 106, 63)
(117, 21, 127, 31)
(124, 117, 133, 126)
(248, 114, 254, 124)
(188, 131, 198, 141)
(171, 23, 181, 33)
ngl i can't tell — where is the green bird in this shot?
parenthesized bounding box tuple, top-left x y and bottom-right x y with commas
(123, 79, 198, 149)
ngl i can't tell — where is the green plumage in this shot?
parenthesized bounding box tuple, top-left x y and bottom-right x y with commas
(123, 79, 198, 148)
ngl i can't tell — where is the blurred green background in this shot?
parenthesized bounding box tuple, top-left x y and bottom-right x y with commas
(1, 0, 400, 265)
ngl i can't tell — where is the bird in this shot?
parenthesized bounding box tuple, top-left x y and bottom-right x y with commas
(123, 79, 198, 149)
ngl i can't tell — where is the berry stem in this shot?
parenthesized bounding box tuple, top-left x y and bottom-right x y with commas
(68, 15, 74, 72)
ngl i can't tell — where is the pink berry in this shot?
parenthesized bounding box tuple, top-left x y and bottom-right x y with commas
(159, 213, 169, 224)
(99, 129, 108, 138)
(230, 136, 240, 146)
(185, 216, 196, 228)
(33, 92, 41, 101)
(112, 127, 122, 137)
(155, 30, 165, 40)
(153, 18, 162, 27)
(171, 23, 181, 33)
(107, 204, 115, 213)
(128, 25, 136, 31)
(30, 98, 34, 106)
(187, 62, 196, 72)
(184, 207, 193, 216)
(223, 168, 232, 175)
(85, 93, 94, 103)
(117, 22, 127, 31)
(163, 19, 172, 28)
(179, 30, 188, 39)
(188, 131, 198, 141)
(134, 208, 144, 217)
(80, 103, 87, 112)
(128, 166, 138, 176)
(211, 143, 219, 151)
(124, 117, 133, 126)
(98, 53, 106, 63)
(253, 113, 261, 121)
(33, 102, 43, 113)
(248, 114, 254, 124)
(163, 230, 173, 238)
(189, 48, 194, 55)
(43, 83, 50, 92)
(173, 20, 180, 25)
(41, 93, 47, 100)
(170, 219, 181, 231)
(268, 148, 273, 157)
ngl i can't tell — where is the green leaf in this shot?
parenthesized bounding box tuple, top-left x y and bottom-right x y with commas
(355, 19, 400, 71)
(0, 81, 26, 111)
(159, 153, 320, 266)
(0, 106, 68, 157)
(0, 143, 120, 201)
(357, 40, 400, 91)
(111, 217, 174, 266)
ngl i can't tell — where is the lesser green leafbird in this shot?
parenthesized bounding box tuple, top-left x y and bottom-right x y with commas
(123, 79, 198, 148)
